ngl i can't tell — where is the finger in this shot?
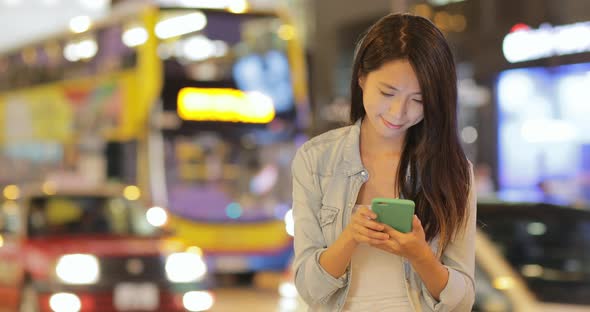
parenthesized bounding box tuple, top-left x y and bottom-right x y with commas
(351, 213, 374, 227)
(357, 206, 377, 219)
(383, 239, 401, 253)
(367, 229, 389, 240)
(361, 225, 389, 240)
(353, 224, 382, 240)
(354, 224, 388, 240)
(352, 224, 371, 242)
(412, 215, 422, 233)
(382, 224, 404, 240)
(369, 238, 389, 245)
(359, 218, 385, 232)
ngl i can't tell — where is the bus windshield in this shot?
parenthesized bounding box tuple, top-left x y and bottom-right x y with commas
(157, 10, 302, 222)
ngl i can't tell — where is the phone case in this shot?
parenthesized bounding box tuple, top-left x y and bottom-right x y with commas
(371, 198, 415, 233)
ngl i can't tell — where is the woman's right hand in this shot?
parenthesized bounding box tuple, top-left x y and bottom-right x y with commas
(344, 206, 390, 245)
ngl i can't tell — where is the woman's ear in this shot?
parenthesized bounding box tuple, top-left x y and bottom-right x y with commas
(358, 75, 366, 90)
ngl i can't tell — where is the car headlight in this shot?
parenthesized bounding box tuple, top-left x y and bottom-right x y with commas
(55, 254, 100, 284)
(165, 252, 207, 283)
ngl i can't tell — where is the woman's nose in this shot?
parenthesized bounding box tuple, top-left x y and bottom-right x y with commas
(388, 97, 406, 117)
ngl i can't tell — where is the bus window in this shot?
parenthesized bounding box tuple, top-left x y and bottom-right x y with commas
(26, 195, 161, 237)
(159, 10, 296, 117)
(0, 20, 139, 93)
(157, 10, 302, 224)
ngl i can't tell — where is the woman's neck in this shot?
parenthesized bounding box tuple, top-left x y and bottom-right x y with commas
(360, 118, 405, 158)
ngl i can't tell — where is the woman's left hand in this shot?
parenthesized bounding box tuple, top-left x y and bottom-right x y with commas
(369, 215, 431, 262)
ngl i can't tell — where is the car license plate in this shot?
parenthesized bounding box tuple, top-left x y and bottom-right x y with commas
(113, 282, 159, 311)
(215, 256, 249, 272)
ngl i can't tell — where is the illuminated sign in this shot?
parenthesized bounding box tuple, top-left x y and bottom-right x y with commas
(156, 0, 248, 13)
(427, 0, 465, 6)
(177, 88, 275, 124)
(503, 21, 590, 63)
(155, 12, 207, 39)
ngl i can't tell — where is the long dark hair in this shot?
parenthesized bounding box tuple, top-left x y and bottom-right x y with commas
(350, 13, 471, 253)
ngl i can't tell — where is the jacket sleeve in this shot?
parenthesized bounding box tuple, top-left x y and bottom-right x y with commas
(421, 162, 477, 312)
(291, 147, 348, 305)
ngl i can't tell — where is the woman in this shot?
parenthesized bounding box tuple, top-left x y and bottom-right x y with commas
(291, 13, 476, 311)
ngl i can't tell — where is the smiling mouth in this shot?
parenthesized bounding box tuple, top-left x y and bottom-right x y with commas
(381, 116, 402, 129)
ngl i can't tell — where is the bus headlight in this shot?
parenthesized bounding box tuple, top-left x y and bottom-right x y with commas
(55, 254, 100, 284)
(165, 252, 207, 283)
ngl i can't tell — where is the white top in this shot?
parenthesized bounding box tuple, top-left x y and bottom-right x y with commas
(341, 205, 413, 312)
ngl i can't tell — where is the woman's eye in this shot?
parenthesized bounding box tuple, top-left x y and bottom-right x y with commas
(413, 99, 423, 104)
(380, 91, 395, 97)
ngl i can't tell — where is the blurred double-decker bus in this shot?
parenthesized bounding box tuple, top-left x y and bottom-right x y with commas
(0, 1, 310, 275)
(151, 3, 310, 274)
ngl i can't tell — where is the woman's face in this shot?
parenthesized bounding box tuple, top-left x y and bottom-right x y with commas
(359, 59, 424, 140)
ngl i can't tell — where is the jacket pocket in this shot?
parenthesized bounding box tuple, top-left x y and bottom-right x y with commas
(319, 205, 339, 245)
(319, 205, 339, 227)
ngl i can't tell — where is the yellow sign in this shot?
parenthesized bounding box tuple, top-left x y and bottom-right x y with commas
(177, 88, 275, 124)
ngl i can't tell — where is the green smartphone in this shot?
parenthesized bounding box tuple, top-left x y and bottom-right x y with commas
(371, 198, 415, 233)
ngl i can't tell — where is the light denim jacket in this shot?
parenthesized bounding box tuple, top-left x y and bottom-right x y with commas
(291, 120, 477, 312)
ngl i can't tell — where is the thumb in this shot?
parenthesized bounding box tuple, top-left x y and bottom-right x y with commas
(412, 215, 422, 232)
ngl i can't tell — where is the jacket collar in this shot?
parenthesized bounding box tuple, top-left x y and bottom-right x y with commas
(340, 118, 414, 184)
(341, 119, 365, 176)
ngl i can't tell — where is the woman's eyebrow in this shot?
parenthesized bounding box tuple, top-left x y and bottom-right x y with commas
(379, 82, 421, 95)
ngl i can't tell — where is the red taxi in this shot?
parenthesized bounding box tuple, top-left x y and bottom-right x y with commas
(0, 184, 214, 312)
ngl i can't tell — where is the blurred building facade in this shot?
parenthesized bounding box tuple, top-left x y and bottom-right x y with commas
(308, 0, 590, 204)
(1, 0, 589, 204)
